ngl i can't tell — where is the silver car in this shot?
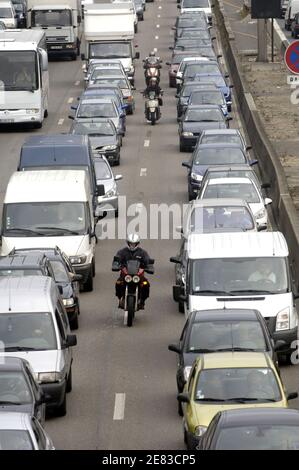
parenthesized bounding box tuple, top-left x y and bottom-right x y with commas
(0, 412, 54, 449)
(93, 155, 123, 217)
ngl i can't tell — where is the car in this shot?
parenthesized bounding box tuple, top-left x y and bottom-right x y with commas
(178, 105, 231, 153)
(0, 412, 55, 449)
(182, 143, 257, 199)
(291, 12, 299, 37)
(177, 351, 295, 449)
(188, 73, 232, 110)
(85, 83, 125, 109)
(11, 0, 26, 28)
(0, 357, 49, 423)
(166, 53, 194, 88)
(71, 98, 126, 137)
(199, 176, 272, 229)
(198, 408, 299, 450)
(70, 118, 122, 166)
(175, 57, 212, 88)
(13, 247, 82, 330)
(178, 61, 225, 91)
(188, 87, 228, 116)
(84, 59, 127, 82)
(0, 1, 17, 28)
(176, 81, 212, 118)
(173, 12, 208, 40)
(93, 155, 123, 217)
(179, 0, 213, 24)
(77, 88, 128, 122)
(169, 309, 280, 396)
(87, 65, 127, 86)
(90, 75, 135, 114)
(196, 129, 249, 151)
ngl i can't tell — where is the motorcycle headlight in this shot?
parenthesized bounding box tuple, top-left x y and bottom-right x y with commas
(63, 298, 75, 307)
(125, 275, 132, 282)
(102, 145, 117, 151)
(191, 172, 202, 182)
(38, 372, 64, 383)
(195, 425, 207, 437)
(276, 307, 290, 331)
(70, 255, 87, 265)
(133, 275, 140, 283)
(183, 366, 192, 382)
(255, 207, 266, 219)
(182, 132, 193, 137)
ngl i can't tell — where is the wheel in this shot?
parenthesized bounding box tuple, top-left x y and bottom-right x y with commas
(44, 109, 48, 118)
(66, 367, 72, 393)
(178, 301, 184, 313)
(127, 296, 135, 327)
(183, 428, 188, 445)
(83, 268, 93, 292)
(55, 392, 67, 417)
(70, 307, 79, 330)
(115, 209, 119, 218)
(178, 401, 183, 416)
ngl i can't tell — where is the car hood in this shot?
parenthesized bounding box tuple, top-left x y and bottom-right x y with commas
(0, 350, 62, 375)
(89, 135, 117, 149)
(183, 121, 226, 132)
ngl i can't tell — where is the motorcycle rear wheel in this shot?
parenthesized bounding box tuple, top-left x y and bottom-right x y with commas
(127, 296, 135, 327)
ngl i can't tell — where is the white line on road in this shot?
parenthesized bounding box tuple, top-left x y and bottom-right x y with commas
(140, 168, 147, 176)
(144, 139, 150, 147)
(58, 118, 64, 125)
(158, 5, 162, 8)
(157, 14, 161, 18)
(156, 24, 160, 28)
(153, 48, 158, 52)
(113, 393, 126, 420)
(75, 80, 80, 86)
(67, 97, 74, 104)
(155, 35, 159, 39)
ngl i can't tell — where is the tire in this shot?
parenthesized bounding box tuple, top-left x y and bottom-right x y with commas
(70, 307, 79, 330)
(127, 106, 133, 115)
(83, 268, 93, 292)
(44, 109, 48, 118)
(34, 121, 42, 129)
(66, 367, 72, 393)
(127, 295, 135, 327)
(151, 112, 156, 125)
(178, 301, 184, 313)
(115, 209, 119, 218)
(92, 258, 95, 277)
(77, 41, 80, 57)
(178, 401, 183, 416)
(56, 392, 67, 417)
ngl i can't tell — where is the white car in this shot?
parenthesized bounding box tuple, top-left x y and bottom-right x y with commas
(180, 0, 212, 24)
(0, 1, 17, 28)
(199, 177, 272, 229)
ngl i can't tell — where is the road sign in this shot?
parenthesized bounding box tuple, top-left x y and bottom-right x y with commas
(285, 41, 299, 75)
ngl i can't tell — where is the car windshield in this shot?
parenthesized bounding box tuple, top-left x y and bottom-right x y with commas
(186, 108, 223, 122)
(77, 102, 116, 118)
(3, 202, 87, 236)
(193, 75, 225, 86)
(182, 85, 203, 97)
(203, 182, 260, 203)
(190, 257, 289, 295)
(72, 121, 115, 136)
(183, 0, 209, 6)
(177, 18, 206, 28)
(0, 8, 12, 17)
(32, 9, 72, 26)
(0, 269, 42, 277)
(187, 320, 267, 352)
(91, 68, 122, 79)
(201, 134, 243, 146)
(180, 31, 211, 39)
(50, 260, 69, 283)
(190, 91, 224, 105)
(90, 43, 131, 59)
(194, 148, 245, 164)
(0, 312, 57, 351)
(189, 206, 254, 232)
(0, 430, 33, 450)
(94, 159, 112, 180)
(93, 78, 128, 89)
(216, 425, 299, 450)
(0, 371, 32, 404)
(185, 64, 220, 77)
(195, 368, 282, 402)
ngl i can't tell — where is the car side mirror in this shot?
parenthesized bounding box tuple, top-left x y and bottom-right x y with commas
(68, 115, 74, 120)
(229, 84, 234, 89)
(217, 54, 222, 59)
(70, 105, 77, 110)
(135, 52, 140, 59)
(182, 162, 191, 169)
(168, 343, 182, 354)
(224, 73, 229, 78)
(114, 174, 123, 181)
(264, 198, 272, 206)
(170, 256, 181, 264)
(66, 334, 77, 347)
(177, 392, 190, 403)
(287, 392, 298, 400)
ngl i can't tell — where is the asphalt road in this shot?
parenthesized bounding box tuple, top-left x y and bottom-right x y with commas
(0, 0, 298, 450)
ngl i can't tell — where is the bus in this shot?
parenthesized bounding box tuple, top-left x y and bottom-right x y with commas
(0, 29, 49, 128)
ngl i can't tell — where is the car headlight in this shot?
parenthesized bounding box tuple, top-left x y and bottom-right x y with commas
(195, 426, 207, 437)
(70, 255, 87, 265)
(255, 207, 266, 219)
(133, 275, 140, 283)
(183, 366, 192, 382)
(182, 132, 193, 137)
(63, 298, 75, 307)
(102, 145, 117, 151)
(26, 109, 39, 114)
(105, 186, 117, 198)
(191, 172, 202, 182)
(125, 275, 132, 282)
(38, 372, 64, 383)
(276, 307, 290, 331)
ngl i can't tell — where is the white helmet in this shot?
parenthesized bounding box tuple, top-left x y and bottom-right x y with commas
(127, 233, 140, 251)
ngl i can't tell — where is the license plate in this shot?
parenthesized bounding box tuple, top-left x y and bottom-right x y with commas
(50, 46, 62, 49)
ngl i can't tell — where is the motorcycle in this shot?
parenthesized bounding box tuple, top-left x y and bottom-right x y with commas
(112, 257, 155, 327)
(143, 59, 162, 86)
(144, 90, 163, 125)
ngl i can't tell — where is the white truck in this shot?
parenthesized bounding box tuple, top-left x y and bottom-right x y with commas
(27, 0, 82, 59)
(81, 3, 139, 84)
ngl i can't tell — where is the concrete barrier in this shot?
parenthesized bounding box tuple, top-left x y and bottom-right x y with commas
(215, 0, 299, 282)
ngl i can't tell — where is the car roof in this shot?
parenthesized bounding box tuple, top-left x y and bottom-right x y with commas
(186, 231, 288, 259)
(191, 308, 260, 323)
(198, 351, 271, 369)
(0, 252, 47, 269)
(219, 408, 299, 427)
(22, 134, 88, 148)
(0, 276, 57, 313)
(80, 99, 114, 105)
(0, 412, 32, 431)
(204, 165, 254, 173)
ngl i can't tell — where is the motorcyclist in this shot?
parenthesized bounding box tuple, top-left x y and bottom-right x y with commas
(143, 77, 163, 119)
(143, 51, 162, 69)
(114, 234, 152, 309)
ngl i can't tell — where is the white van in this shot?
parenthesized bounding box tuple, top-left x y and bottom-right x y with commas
(0, 1, 17, 28)
(285, 0, 299, 29)
(0, 276, 77, 416)
(0, 170, 98, 291)
(171, 231, 298, 360)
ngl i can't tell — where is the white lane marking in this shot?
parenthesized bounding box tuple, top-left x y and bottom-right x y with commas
(156, 24, 160, 28)
(58, 118, 64, 125)
(153, 47, 158, 52)
(123, 311, 128, 325)
(155, 35, 159, 39)
(144, 139, 150, 147)
(75, 80, 80, 86)
(113, 393, 126, 420)
(140, 168, 147, 176)
(157, 14, 161, 18)
(68, 97, 74, 104)
(158, 5, 162, 8)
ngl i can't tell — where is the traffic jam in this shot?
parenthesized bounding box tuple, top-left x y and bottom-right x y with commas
(0, 0, 298, 452)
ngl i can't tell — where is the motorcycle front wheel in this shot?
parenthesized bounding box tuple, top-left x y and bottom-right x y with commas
(127, 295, 135, 327)
(150, 112, 156, 125)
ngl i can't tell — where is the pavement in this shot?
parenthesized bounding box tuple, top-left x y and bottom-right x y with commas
(0, 0, 298, 450)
